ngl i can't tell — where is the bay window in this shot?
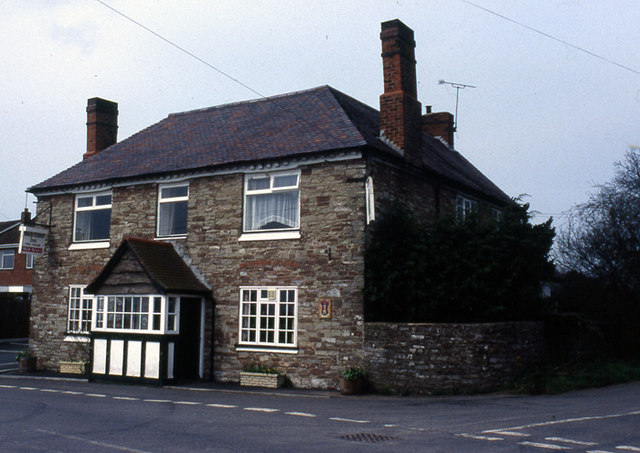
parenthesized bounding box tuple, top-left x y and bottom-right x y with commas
(93, 295, 180, 334)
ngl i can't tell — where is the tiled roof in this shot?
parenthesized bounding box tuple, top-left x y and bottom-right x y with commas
(29, 86, 509, 203)
(86, 237, 210, 296)
(0, 220, 20, 245)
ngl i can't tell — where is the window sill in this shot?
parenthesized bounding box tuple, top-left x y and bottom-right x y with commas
(64, 334, 90, 343)
(155, 235, 187, 241)
(236, 345, 298, 354)
(68, 241, 110, 251)
(238, 231, 301, 242)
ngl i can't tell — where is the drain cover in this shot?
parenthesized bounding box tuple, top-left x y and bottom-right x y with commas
(337, 433, 398, 443)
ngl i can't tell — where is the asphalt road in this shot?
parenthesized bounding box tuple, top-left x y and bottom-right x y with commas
(0, 372, 639, 452)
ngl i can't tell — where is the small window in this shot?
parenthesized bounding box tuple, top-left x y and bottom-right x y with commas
(167, 297, 179, 332)
(74, 191, 112, 242)
(0, 250, 14, 270)
(456, 195, 478, 221)
(25, 254, 34, 270)
(239, 286, 297, 347)
(244, 172, 300, 232)
(68, 286, 93, 334)
(491, 208, 503, 221)
(157, 184, 189, 237)
(94, 294, 172, 333)
(365, 176, 375, 224)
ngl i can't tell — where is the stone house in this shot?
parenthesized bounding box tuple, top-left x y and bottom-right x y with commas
(27, 19, 510, 387)
(0, 210, 34, 339)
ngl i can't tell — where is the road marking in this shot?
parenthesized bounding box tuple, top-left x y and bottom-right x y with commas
(244, 407, 279, 413)
(618, 447, 640, 452)
(329, 417, 370, 424)
(546, 437, 597, 446)
(174, 401, 202, 406)
(206, 403, 236, 408)
(487, 430, 530, 437)
(61, 391, 83, 395)
(143, 399, 171, 403)
(113, 396, 140, 401)
(19, 386, 37, 391)
(488, 409, 640, 432)
(86, 393, 107, 398)
(0, 384, 17, 389)
(285, 411, 316, 418)
(586, 450, 615, 453)
(40, 389, 61, 393)
(36, 429, 153, 453)
(456, 433, 504, 441)
(519, 441, 571, 450)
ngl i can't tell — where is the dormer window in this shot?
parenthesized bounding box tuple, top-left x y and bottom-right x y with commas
(243, 171, 300, 233)
(74, 191, 112, 242)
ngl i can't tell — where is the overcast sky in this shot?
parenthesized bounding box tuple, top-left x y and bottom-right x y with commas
(1, 1, 638, 231)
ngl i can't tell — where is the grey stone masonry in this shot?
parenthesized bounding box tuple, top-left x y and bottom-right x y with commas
(364, 322, 544, 394)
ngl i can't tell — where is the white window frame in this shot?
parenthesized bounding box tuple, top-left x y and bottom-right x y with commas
(238, 286, 297, 348)
(73, 190, 112, 243)
(365, 176, 375, 224)
(157, 183, 189, 238)
(456, 195, 478, 221)
(242, 171, 300, 239)
(0, 249, 15, 270)
(92, 294, 178, 334)
(67, 286, 93, 334)
(25, 253, 34, 269)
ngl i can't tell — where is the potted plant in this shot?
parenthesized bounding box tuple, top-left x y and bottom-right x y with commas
(239, 364, 285, 388)
(339, 366, 366, 395)
(16, 350, 36, 373)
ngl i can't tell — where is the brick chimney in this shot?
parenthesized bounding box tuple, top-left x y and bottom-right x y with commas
(379, 19, 422, 166)
(84, 97, 118, 159)
(422, 107, 455, 148)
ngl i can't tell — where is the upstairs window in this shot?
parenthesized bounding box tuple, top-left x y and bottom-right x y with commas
(68, 286, 93, 334)
(157, 184, 188, 237)
(25, 253, 34, 269)
(456, 195, 478, 221)
(244, 172, 300, 232)
(0, 250, 14, 270)
(74, 191, 112, 242)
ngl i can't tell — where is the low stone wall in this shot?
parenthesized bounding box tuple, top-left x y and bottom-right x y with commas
(364, 322, 544, 394)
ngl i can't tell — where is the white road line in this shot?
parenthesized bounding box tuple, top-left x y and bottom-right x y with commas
(617, 447, 640, 452)
(86, 393, 107, 398)
(244, 407, 279, 413)
(545, 437, 597, 446)
(285, 411, 316, 418)
(456, 433, 504, 441)
(36, 429, 153, 453)
(206, 403, 236, 409)
(384, 424, 398, 427)
(143, 399, 171, 403)
(0, 384, 17, 388)
(61, 391, 83, 395)
(519, 441, 571, 450)
(19, 386, 37, 391)
(329, 417, 370, 424)
(113, 396, 140, 401)
(586, 450, 615, 453)
(173, 401, 202, 406)
(489, 410, 640, 432)
(488, 430, 530, 437)
(40, 389, 61, 393)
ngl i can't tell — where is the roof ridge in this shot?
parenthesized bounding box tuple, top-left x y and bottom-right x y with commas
(168, 85, 334, 118)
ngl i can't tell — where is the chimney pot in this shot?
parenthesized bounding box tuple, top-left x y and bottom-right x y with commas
(84, 97, 118, 159)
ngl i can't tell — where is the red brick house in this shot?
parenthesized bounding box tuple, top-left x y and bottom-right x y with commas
(0, 211, 33, 338)
(27, 20, 510, 387)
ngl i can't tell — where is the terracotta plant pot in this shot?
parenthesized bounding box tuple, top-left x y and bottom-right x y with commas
(339, 376, 364, 395)
(18, 357, 36, 373)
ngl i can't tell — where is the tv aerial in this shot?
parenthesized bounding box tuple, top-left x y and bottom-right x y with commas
(438, 80, 476, 132)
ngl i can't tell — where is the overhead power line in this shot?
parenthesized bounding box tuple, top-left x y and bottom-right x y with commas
(461, 0, 640, 76)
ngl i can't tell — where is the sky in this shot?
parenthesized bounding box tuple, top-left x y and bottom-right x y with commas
(1, 1, 639, 232)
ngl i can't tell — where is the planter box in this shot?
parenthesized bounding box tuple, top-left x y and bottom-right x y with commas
(59, 361, 86, 375)
(240, 371, 284, 388)
(18, 357, 36, 373)
(339, 377, 364, 395)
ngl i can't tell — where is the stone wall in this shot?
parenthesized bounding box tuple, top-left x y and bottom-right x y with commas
(364, 322, 544, 394)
